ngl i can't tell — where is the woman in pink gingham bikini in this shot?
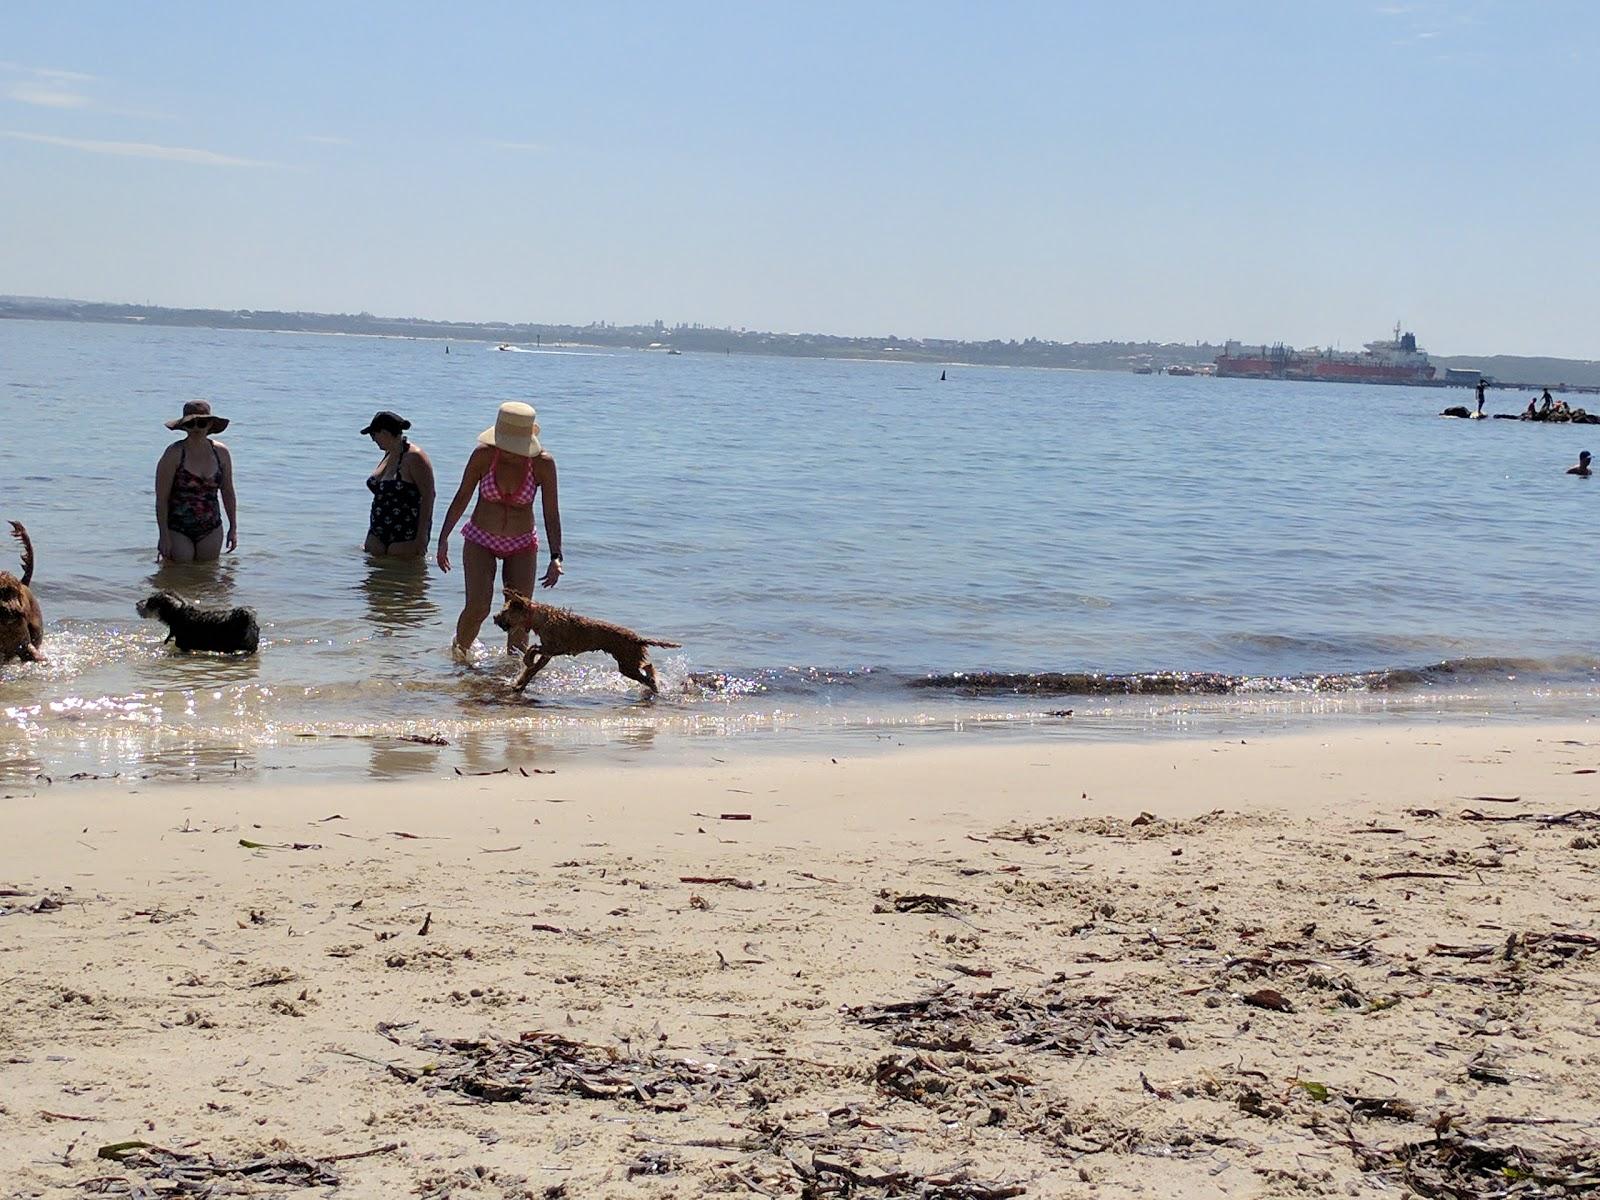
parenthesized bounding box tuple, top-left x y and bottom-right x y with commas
(436, 402, 563, 656)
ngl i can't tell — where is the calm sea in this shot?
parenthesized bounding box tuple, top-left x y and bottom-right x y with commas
(1, 318, 1595, 781)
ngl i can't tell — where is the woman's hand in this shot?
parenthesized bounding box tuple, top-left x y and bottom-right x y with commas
(226, 527, 238, 553)
(541, 559, 563, 589)
(156, 533, 172, 563)
(436, 540, 452, 573)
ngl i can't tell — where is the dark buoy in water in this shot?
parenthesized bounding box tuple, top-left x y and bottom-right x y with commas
(939, 369, 946, 382)
(445, 344, 450, 354)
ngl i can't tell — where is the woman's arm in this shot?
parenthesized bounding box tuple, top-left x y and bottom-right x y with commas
(435, 447, 488, 572)
(408, 448, 437, 550)
(154, 446, 177, 561)
(216, 442, 239, 552)
(538, 454, 563, 588)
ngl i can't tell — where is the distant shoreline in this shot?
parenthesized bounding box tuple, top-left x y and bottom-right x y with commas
(0, 313, 1057, 375)
(0, 295, 1227, 374)
(5, 295, 1598, 385)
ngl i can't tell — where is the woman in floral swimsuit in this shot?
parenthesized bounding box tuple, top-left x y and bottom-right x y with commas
(362, 410, 436, 558)
(155, 400, 238, 564)
(436, 402, 563, 656)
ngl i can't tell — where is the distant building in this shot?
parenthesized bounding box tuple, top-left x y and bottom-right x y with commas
(1444, 367, 1488, 387)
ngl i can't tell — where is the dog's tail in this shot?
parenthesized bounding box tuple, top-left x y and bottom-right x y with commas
(643, 638, 682, 648)
(9, 521, 33, 587)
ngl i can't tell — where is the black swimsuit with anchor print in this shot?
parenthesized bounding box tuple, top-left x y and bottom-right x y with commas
(367, 442, 422, 549)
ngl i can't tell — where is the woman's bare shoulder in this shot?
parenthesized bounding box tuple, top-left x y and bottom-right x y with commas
(403, 445, 436, 479)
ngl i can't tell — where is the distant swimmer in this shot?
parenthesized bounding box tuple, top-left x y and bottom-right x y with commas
(1567, 450, 1592, 477)
(940, 370, 946, 382)
(445, 345, 450, 355)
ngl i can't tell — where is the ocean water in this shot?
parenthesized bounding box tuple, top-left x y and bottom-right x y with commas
(0, 318, 1596, 781)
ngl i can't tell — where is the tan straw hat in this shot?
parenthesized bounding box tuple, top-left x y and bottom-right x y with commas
(478, 401, 541, 457)
(166, 399, 230, 433)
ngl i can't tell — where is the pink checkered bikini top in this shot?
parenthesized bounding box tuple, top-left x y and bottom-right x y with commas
(478, 449, 537, 506)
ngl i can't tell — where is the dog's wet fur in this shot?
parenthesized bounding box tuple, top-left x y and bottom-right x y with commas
(136, 591, 261, 655)
(0, 522, 44, 662)
(492, 590, 680, 693)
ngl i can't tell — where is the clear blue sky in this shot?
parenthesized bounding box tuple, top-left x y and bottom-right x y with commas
(3, 2, 1596, 356)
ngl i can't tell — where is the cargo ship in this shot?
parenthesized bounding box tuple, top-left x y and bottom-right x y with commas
(1216, 323, 1436, 385)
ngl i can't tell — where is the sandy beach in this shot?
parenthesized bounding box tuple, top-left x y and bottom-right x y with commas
(5, 724, 1599, 1198)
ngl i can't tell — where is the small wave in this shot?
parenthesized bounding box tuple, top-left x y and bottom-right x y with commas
(911, 655, 1600, 696)
(912, 670, 1311, 696)
(687, 666, 890, 699)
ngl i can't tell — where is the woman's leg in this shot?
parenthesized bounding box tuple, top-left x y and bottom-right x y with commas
(454, 540, 498, 653)
(500, 550, 536, 653)
(191, 526, 225, 563)
(165, 531, 197, 564)
(364, 533, 388, 557)
(386, 536, 429, 559)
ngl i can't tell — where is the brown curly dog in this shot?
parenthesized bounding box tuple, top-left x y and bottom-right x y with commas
(0, 521, 44, 663)
(492, 590, 680, 694)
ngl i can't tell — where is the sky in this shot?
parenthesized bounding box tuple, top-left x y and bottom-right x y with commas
(2, 1, 1597, 357)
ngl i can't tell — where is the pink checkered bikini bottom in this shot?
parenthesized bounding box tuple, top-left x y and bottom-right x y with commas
(462, 521, 538, 558)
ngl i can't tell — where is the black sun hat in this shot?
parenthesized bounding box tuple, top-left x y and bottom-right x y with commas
(361, 410, 411, 436)
(166, 399, 229, 433)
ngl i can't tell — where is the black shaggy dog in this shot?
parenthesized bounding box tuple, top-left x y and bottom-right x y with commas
(136, 591, 260, 655)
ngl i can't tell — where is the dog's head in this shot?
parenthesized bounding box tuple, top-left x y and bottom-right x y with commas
(492, 589, 551, 636)
(136, 591, 184, 621)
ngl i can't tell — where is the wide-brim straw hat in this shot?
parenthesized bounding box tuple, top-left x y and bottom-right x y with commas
(478, 401, 541, 457)
(166, 399, 230, 433)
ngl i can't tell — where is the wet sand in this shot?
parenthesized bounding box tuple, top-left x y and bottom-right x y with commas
(4, 725, 1599, 1198)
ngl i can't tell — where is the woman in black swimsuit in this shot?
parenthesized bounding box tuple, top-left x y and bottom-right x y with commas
(362, 410, 436, 558)
(155, 400, 238, 564)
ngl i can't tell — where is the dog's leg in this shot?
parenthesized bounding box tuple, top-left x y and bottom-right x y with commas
(616, 657, 659, 694)
(512, 653, 552, 692)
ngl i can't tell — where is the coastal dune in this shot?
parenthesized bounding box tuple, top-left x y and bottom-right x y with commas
(4, 726, 1599, 1197)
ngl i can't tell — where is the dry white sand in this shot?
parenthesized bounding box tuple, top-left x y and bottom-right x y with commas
(4, 724, 1599, 1198)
